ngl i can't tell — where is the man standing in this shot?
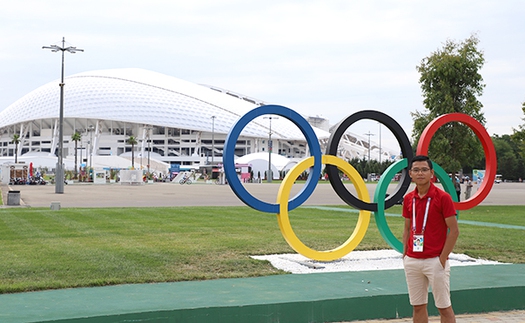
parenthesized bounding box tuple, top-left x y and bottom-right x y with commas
(403, 155, 460, 323)
(465, 177, 473, 200)
(453, 175, 461, 201)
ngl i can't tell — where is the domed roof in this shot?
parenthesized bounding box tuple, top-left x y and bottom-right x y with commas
(0, 68, 329, 140)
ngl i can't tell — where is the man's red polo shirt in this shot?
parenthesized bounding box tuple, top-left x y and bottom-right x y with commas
(403, 182, 456, 258)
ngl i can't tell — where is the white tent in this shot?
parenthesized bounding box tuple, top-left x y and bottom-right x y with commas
(235, 152, 300, 180)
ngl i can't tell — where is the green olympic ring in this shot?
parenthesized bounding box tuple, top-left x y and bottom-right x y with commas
(374, 159, 459, 253)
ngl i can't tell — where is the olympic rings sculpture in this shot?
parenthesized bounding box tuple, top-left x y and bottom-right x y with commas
(224, 105, 497, 261)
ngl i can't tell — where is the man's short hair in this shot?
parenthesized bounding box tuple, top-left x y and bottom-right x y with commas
(410, 155, 433, 170)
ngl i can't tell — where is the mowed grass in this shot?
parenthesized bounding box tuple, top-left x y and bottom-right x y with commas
(0, 205, 524, 294)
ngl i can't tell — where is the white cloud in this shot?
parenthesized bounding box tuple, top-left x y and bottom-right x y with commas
(1, 0, 524, 136)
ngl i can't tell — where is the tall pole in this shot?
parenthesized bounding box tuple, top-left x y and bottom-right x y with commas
(43, 37, 83, 193)
(79, 142, 83, 172)
(364, 131, 375, 162)
(147, 126, 151, 174)
(268, 119, 272, 183)
(88, 125, 94, 170)
(378, 123, 382, 164)
(264, 116, 278, 183)
(57, 46, 65, 191)
(211, 116, 216, 164)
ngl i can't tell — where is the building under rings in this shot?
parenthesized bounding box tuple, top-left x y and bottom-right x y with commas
(0, 68, 396, 178)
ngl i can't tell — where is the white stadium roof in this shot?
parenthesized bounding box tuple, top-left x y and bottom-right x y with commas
(0, 68, 330, 140)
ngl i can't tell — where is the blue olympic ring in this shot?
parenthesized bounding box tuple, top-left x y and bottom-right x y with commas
(223, 105, 322, 213)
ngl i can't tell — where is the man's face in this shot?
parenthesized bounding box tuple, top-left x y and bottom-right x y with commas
(409, 160, 434, 185)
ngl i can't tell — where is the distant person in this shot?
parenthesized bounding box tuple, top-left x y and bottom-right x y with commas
(403, 155, 459, 323)
(477, 176, 482, 192)
(465, 177, 473, 200)
(453, 175, 461, 201)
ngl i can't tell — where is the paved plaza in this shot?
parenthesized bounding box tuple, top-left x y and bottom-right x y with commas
(3, 180, 525, 208)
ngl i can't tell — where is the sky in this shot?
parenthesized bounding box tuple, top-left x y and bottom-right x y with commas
(1, 1, 524, 152)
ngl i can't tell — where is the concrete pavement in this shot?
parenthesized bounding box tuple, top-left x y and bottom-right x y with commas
(345, 310, 525, 322)
(3, 181, 525, 208)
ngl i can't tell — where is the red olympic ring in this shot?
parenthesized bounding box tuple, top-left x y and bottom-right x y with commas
(417, 113, 497, 210)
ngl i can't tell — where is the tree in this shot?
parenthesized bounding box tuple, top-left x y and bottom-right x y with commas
(12, 134, 20, 163)
(511, 102, 525, 162)
(492, 135, 520, 180)
(345, 157, 394, 179)
(71, 131, 82, 179)
(127, 136, 138, 169)
(412, 34, 486, 173)
(508, 102, 525, 180)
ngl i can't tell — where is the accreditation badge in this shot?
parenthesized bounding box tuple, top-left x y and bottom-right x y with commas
(413, 234, 424, 252)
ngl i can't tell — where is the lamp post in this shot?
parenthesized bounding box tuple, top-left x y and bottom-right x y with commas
(264, 116, 278, 183)
(211, 116, 216, 164)
(140, 141, 143, 169)
(364, 131, 375, 162)
(378, 123, 382, 164)
(43, 37, 83, 194)
(79, 142, 83, 171)
(145, 126, 152, 173)
(88, 125, 94, 170)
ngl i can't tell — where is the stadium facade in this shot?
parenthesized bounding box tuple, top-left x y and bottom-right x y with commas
(0, 68, 395, 177)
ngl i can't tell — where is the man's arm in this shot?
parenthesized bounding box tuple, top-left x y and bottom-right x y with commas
(439, 216, 460, 267)
(402, 218, 411, 257)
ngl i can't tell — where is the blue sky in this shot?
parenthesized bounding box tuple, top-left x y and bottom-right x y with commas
(1, 1, 524, 150)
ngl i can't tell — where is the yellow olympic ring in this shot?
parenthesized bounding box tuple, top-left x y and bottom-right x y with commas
(277, 155, 371, 261)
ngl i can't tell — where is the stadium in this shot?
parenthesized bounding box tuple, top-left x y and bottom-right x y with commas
(0, 68, 395, 180)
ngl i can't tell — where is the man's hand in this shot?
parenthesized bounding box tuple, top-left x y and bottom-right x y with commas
(439, 254, 447, 268)
(439, 216, 460, 268)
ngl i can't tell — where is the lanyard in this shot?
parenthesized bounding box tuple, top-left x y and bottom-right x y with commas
(412, 197, 431, 233)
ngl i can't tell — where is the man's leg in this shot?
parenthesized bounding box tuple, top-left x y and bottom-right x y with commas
(413, 304, 428, 323)
(437, 306, 456, 323)
(430, 258, 455, 323)
(404, 257, 430, 322)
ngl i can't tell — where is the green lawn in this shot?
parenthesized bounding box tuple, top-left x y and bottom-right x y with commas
(0, 205, 523, 294)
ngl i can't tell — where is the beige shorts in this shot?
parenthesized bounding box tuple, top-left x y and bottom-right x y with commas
(403, 256, 451, 308)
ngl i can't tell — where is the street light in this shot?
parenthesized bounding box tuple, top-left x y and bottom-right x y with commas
(378, 123, 382, 164)
(43, 37, 83, 193)
(263, 116, 278, 183)
(140, 141, 143, 169)
(364, 131, 375, 162)
(88, 125, 94, 170)
(211, 116, 216, 164)
(145, 126, 152, 173)
(79, 142, 83, 171)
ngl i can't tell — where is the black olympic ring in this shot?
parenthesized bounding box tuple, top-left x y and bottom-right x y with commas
(325, 110, 414, 212)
